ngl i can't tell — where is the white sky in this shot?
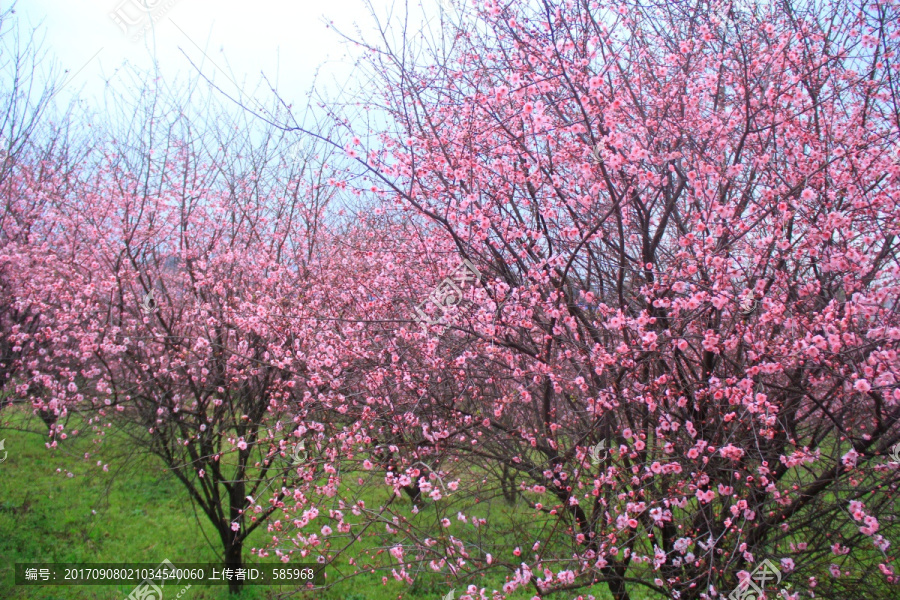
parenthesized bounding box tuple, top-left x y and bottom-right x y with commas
(16, 0, 440, 111)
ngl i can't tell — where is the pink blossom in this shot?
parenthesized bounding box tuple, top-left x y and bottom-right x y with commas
(841, 449, 859, 468)
(696, 489, 715, 503)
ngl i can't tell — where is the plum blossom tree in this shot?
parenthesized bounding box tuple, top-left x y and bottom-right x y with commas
(5, 80, 356, 593)
(299, 0, 900, 598)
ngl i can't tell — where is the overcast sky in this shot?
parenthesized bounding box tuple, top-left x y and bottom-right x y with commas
(15, 0, 441, 111)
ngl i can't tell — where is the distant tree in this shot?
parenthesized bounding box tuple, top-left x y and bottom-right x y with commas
(0, 4, 63, 413)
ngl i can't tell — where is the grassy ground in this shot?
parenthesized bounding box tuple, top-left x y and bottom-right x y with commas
(0, 406, 645, 600)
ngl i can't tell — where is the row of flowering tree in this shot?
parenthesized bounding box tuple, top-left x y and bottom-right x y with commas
(2, 0, 899, 599)
(288, 0, 900, 599)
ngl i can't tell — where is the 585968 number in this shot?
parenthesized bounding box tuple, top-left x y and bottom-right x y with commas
(271, 568, 315, 580)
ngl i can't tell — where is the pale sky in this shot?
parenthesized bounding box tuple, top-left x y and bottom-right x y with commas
(15, 0, 442, 111)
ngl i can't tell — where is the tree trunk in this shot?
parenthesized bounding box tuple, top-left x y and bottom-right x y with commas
(402, 482, 422, 506)
(224, 479, 245, 594)
(224, 538, 243, 595)
(37, 407, 57, 430)
(606, 571, 631, 600)
(500, 464, 517, 505)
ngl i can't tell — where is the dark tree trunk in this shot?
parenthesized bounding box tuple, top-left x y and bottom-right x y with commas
(606, 565, 631, 600)
(224, 538, 243, 595)
(223, 479, 245, 594)
(37, 407, 57, 430)
(402, 482, 422, 506)
(500, 464, 517, 504)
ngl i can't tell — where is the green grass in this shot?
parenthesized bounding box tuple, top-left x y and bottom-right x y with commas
(0, 406, 645, 599)
(0, 406, 266, 599)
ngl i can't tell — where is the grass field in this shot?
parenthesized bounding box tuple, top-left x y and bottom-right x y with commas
(0, 406, 643, 600)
